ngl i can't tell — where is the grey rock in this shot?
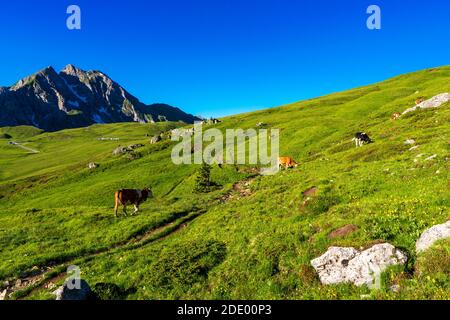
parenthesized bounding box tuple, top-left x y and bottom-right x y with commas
(113, 146, 128, 155)
(87, 162, 98, 169)
(416, 221, 450, 253)
(0, 289, 7, 300)
(150, 135, 162, 144)
(53, 279, 93, 300)
(310, 247, 359, 285)
(311, 243, 407, 288)
(402, 93, 450, 115)
(0, 65, 200, 131)
(390, 284, 401, 293)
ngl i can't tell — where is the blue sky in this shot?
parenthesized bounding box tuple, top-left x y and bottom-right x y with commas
(1, 0, 449, 118)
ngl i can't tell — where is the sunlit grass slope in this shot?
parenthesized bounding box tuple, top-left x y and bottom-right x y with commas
(0, 66, 449, 300)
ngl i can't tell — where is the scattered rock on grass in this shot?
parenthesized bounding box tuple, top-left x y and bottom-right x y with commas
(53, 279, 94, 300)
(402, 93, 450, 115)
(113, 146, 128, 155)
(150, 135, 161, 144)
(0, 289, 7, 300)
(416, 221, 450, 253)
(112, 144, 144, 156)
(311, 243, 407, 287)
(88, 162, 98, 169)
(390, 284, 401, 293)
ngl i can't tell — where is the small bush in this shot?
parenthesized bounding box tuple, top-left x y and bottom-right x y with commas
(147, 240, 227, 291)
(1, 133, 12, 139)
(92, 282, 135, 300)
(194, 162, 214, 193)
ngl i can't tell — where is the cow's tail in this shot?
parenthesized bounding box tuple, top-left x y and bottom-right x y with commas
(114, 191, 121, 217)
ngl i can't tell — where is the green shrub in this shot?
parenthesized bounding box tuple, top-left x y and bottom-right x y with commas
(92, 282, 135, 300)
(147, 240, 227, 291)
(194, 162, 213, 193)
(0, 133, 12, 139)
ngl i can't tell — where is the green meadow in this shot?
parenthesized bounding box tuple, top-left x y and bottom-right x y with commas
(0, 66, 449, 300)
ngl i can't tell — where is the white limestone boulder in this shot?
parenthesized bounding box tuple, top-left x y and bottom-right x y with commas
(402, 93, 450, 115)
(311, 243, 407, 288)
(416, 221, 450, 253)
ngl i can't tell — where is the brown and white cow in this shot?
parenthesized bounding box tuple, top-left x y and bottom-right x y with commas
(278, 156, 299, 169)
(114, 187, 153, 217)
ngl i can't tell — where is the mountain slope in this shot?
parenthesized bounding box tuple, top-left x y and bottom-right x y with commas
(0, 66, 448, 300)
(0, 65, 199, 131)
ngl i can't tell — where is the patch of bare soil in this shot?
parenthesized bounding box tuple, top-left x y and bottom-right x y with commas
(219, 176, 257, 203)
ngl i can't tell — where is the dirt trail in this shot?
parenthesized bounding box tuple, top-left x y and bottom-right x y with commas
(3, 208, 204, 300)
(8, 141, 39, 153)
(3, 175, 258, 300)
(219, 176, 258, 203)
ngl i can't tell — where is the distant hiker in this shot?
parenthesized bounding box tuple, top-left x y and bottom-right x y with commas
(278, 156, 299, 169)
(114, 188, 153, 217)
(352, 132, 373, 147)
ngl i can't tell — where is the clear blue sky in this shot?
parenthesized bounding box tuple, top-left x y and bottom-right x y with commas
(1, 0, 449, 118)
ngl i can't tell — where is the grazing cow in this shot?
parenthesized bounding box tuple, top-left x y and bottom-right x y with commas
(278, 156, 299, 169)
(114, 187, 153, 217)
(391, 112, 401, 120)
(352, 132, 373, 147)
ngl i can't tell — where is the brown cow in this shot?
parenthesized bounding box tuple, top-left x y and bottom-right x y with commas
(114, 187, 153, 217)
(278, 156, 299, 169)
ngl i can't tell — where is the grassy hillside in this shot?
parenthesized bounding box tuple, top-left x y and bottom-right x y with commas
(0, 66, 449, 300)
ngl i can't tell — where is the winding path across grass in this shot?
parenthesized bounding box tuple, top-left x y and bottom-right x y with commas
(7, 175, 259, 300)
(9, 208, 205, 299)
(8, 141, 39, 154)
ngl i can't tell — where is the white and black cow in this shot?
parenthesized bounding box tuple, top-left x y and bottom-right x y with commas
(352, 132, 373, 147)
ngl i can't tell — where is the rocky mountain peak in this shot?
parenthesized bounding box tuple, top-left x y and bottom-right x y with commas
(60, 64, 86, 77)
(0, 65, 200, 131)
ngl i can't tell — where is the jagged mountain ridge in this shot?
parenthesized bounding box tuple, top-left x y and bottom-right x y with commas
(0, 65, 199, 131)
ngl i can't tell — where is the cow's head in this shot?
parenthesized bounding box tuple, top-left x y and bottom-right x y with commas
(143, 187, 153, 199)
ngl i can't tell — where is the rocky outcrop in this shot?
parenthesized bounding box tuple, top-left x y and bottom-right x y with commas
(113, 146, 129, 155)
(0, 289, 7, 300)
(416, 221, 450, 253)
(87, 162, 98, 169)
(402, 93, 450, 115)
(53, 279, 93, 300)
(311, 243, 407, 288)
(0, 65, 200, 131)
(112, 144, 144, 156)
(150, 135, 162, 144)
